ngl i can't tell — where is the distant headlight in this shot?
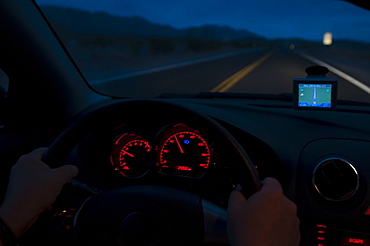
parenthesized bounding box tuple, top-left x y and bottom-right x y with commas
(323, 32, 333, 46)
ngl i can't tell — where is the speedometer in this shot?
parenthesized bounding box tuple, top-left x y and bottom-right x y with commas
(156, 124, 211, 178)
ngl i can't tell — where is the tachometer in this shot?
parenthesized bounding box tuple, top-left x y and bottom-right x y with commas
(156, 124, 211, 178)
(110, 133, 152, 178)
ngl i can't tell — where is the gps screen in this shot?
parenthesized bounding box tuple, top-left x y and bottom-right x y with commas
(297, 84, 332, 108)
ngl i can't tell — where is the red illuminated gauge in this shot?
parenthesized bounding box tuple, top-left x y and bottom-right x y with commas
(110, 133, 152, 178)
(157, 125, 211, 178)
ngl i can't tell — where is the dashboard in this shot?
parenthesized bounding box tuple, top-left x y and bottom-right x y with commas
(65, 99, 279, 208)
(55, 98, 370, 245)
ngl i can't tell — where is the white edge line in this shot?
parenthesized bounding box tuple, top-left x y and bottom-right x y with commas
(90, 49, 264, 85)
(299, 53, 370, 95)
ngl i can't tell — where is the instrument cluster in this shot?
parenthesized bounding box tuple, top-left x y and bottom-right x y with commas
(109, 123, 212, 179)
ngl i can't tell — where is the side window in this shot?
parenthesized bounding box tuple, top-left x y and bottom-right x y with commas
(0, 69, 8, 125)
(0, 68, 8, 93)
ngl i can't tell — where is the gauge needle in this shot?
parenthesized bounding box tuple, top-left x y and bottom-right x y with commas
(123, 151, 134, 157)
(175, 135, 184, 154)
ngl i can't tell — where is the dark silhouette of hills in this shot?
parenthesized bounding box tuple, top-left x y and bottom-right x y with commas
(40, 6, 262, 41)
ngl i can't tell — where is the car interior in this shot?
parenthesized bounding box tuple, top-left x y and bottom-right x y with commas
(1, 0, 370, 245)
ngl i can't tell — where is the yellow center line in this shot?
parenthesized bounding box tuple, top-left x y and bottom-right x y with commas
(210, 52, 273, 93)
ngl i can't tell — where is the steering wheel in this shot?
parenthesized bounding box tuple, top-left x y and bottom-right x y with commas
(42, 99, 261, 245)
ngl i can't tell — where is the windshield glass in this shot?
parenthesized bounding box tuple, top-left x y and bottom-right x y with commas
(35, 0, 370, 102)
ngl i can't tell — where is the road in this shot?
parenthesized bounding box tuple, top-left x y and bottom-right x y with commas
(92, 48, 370, 103)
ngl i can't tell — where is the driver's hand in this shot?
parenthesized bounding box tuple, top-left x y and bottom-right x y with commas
(0, 148, 78, 238)
(227, 177, 300, 246)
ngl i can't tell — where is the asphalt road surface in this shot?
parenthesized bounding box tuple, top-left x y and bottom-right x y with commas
(92, 48, 370, 103)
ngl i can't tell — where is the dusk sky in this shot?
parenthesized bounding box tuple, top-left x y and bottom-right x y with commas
(36, 0, 370, 42)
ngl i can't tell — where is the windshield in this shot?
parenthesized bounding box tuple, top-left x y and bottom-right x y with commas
(35, 0, 370, 103)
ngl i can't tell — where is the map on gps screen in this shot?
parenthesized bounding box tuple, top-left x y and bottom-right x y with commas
(298, 84, 332, 108)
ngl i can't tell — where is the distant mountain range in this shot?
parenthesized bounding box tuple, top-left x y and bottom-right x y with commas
(40, 6, 263, 41)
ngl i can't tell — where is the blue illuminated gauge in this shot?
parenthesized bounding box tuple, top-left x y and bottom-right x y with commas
(156, 124, 211, 178)
(110, 133, 151, 178)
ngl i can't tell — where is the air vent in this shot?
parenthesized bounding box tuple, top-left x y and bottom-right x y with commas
(312, 158, 359, 201)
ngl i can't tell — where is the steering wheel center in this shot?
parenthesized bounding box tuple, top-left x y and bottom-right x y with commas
(120, 212, 156, 246)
